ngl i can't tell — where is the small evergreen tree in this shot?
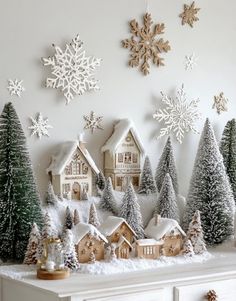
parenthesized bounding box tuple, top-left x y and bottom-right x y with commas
(64, 206, 73, 230)
(73, 209, 80, 225)
(62, 229, 80, 271)
(119, 182, 145, 239)
(183, 119, 235, 245)
(182, 239, 194, 257)
(96, 170, 106, 191)
(186, 211, 207, 254)
(138, 156, 157, 194)
(220, 119, 236, 202)
(89, 251, 96, 264)
(88, 203, 100, 228)
(42, 212, 55, 240)
(110, 245, 117, 261)
(99, 177, 117, 215)
(0, 102, 43, 262)
(23, 223, 41, 265)
(155, 136, 179, 194)
(44, 182, 58, 206)
(156, 173, 179, 222)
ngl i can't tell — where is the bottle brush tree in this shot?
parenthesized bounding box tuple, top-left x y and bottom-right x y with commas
(73, 208, 80, 225)
(0, 102, 43, 262)
(23, 223, 41, 265)
(88, 203, 100, 228)
(62, 229, 80, 271)
(63, 206, 73, 231)
(96, 170, 106, 192)
(44, 182, 58, 207)
(138, 156, 157, 194)
(99, 177, 117, 215)
(183, 119, 235, 245)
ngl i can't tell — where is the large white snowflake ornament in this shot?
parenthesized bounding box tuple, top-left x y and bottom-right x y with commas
(184, 53, 198, 70)
(42, 35, 101, 105)
(83, 111, 104, 134)
(7, 79, 25, 97)
(153, 84, 201, 144)
(28, 113, 53, 139)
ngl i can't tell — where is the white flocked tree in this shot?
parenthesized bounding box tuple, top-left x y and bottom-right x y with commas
(182, 239, 194, 257)
(138, 156, 157, 194)
(62, 229, 80, 271)
(119, 182, 145, 239)
(220, 119, 236, 203)
(156, 173, 179, 222)
(88, 203, 100, 228)
(155, 136, 179, 194)
(183, 119, 235, 245)
(41, 212, 55, 240)
(23, 223, 41, 265)
(44, 182, 58, 207)
(99, 177, 117, 215)
(73, 208, 80, 226)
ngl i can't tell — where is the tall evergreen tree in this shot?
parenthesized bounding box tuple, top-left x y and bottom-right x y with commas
(119, 182, 145, 239)
(220, 119, 236, 202)
(138, 156, 157, 194)
(156, 173, 179, 222)
(23, 223, 41, 265)
(42, 212, 55, 240)
(99, 177, 117, 215)
(44, 182, 58, 206)
(96, 170, 106, 191)
(155, 136, 179, 194)
(0, 102, 43, 262)
(88, 203, 100, 228)
(183, 119, 235, 245)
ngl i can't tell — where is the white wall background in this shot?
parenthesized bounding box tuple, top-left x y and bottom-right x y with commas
(0, 0, 235, 198)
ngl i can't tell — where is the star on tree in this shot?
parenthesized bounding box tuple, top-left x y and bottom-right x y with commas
(42, 35, 101, 104)
(185, 53, 198, 70)
(28, 112, 53, 139)
(122, 13, 171, 75)
(212, 92, 228, 114)
(153, 84, 201, 144)
(83, 111, 103, 133)
(7, 79, 25, 97)
(179, 2, 200, 28)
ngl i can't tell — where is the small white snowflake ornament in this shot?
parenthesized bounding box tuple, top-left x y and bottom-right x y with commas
(7, 79, 25, 97)
(42, 35, 101, 105)
(83, 111, 104, 134)
(28, 113, 53, 139)
(153, 84, 201, 144)
(184, 53, 198, 70)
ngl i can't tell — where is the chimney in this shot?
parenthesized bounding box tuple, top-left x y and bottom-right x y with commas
(154, 213, 161, 226)
(78, 132, 86, 152)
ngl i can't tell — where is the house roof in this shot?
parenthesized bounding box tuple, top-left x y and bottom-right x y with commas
(145, 217, 186, 241)
(72, 222, 108, 244)
(99, 216, 136, 237)
(136, 238, 163, 246)
(46, 140, 99, 175)
(112, 235, 133, 250)
(101, 119, 145, 155)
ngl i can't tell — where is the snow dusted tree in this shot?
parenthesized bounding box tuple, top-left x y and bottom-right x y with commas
(110, 245, 117, 261)
(220, 119, 236, 202)
(73, 209, 80, 225)
(138, 156, 157, 194)
(42, 212, 55, 240)
(64, 206, 73, 230)
(62, 229, 80, 271)
(183, 119, 235, 245)
(88, 203, 100, 228)
(99, 177, 117, 215)
(156, 173, 179, 222)
(44, 182, 58, 207)
(155, 136, 179, 194)
(81, 188, 88, 200)
(96, 170, 106, 192)
(89, 251, 96, 264)
(186, 210, 206, 254)
(0, 102, 43, 262)
(182, 239, 194, 257)
(23, 223, 41, 265)
(119, 182, 145, 239)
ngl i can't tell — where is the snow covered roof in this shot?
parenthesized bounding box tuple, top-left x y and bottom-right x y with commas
(99, 216, 136, 237)
(101, 119, 145, 155)
(145, 217, 186, 241)
(136, 239, 163, 246)
(112, 235, 133, 249)
(46, 140, 99, 175)
(72, 222, 108, 244)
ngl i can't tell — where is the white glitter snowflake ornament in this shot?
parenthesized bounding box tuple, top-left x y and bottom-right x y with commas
(153, 84, 201, 144)
(42, 35, 101, 105)
(185, 53, 198, 70)
(83, 111, 104, 134)
(7, 79, 25, 97)
(28, 113, 53, 139)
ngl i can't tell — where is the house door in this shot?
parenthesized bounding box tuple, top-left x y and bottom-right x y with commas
(72, 182, 80, 200)
(121, 248, 128, 259)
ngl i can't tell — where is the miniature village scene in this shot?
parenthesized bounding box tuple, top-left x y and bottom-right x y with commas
(1, 104, 235, 279)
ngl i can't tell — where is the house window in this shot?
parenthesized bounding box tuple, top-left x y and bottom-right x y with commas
(82, 163, 88, 175)
(65, 165, 72, 175)
(132, 176, 139, 187)
(72, 161, 80, 175)
(118, 153, 123, 163)
(116, 177, 123, 187)
(143, 246, 153, 255)
(132, 153, 138, 163)
(62, 183, 70, 193)
(124, 152, 132, 164)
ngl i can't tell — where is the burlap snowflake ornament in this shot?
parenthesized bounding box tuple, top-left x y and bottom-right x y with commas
(179, 2, 200, 28)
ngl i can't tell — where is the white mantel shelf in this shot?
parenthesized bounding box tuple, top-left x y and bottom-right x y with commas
(1, 247, 236, 301)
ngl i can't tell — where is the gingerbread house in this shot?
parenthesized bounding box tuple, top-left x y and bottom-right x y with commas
(145, 215, 186, 256)
(111, 235, 133, 259)
(101, 119, 145, 191)
(99, 216, 136, 245)
(72, 222, 108, 263)
(135, 239, 162, 259)
(47, 136, 99, 200)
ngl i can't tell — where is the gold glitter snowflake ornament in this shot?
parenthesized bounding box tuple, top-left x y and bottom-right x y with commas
(212, 92, 228, 114)
(179, 2, 200, 28)
(122, 13, 171, 75)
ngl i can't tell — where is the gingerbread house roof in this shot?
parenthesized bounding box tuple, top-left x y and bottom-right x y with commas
(112, 235, 133, 250)
(145, 217, 186, 241)
(101, 119, 145, 155)
(136, 238, 163, 246)
(99, 216, 136, 237)
(72, 222, 108, 244)
(46, 140, 99, 175)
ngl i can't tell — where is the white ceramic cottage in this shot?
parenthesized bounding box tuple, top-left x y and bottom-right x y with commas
(101, 119, 145, 191)
(47, 137, 99, 200)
